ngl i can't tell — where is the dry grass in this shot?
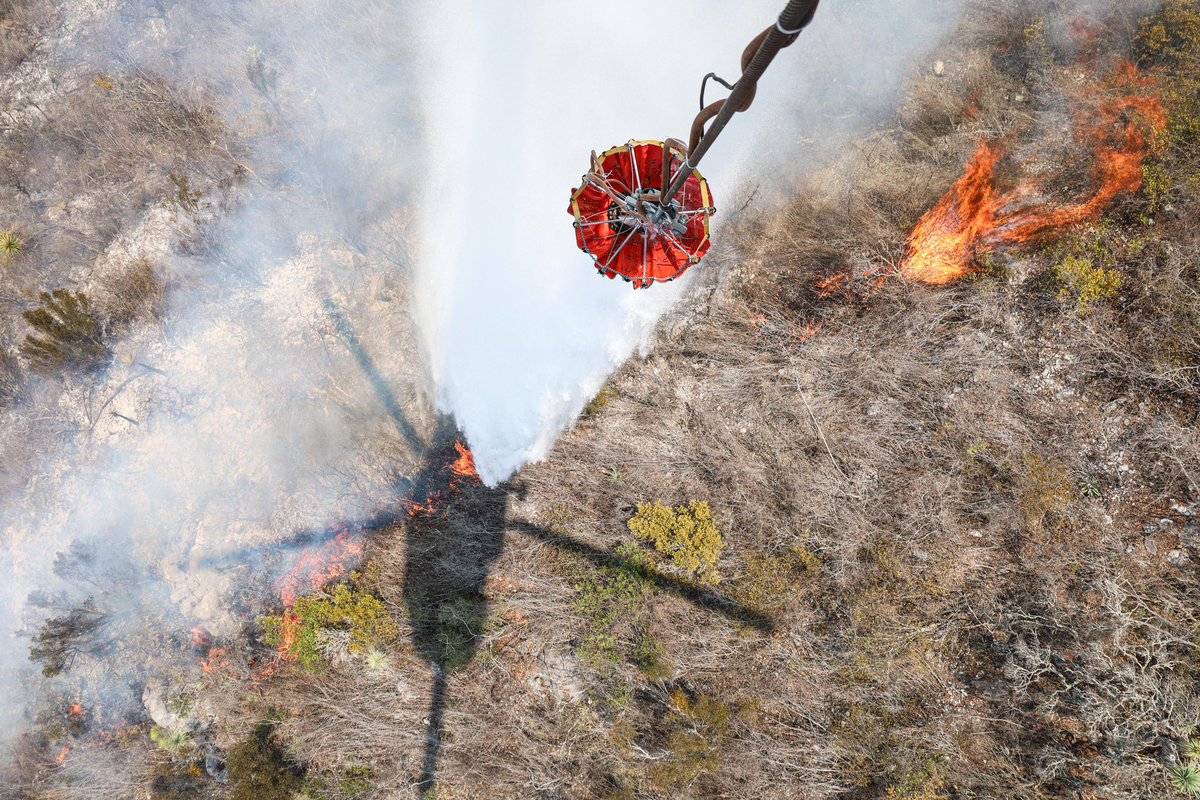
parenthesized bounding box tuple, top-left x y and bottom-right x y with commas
(5, 1, 1200, 799)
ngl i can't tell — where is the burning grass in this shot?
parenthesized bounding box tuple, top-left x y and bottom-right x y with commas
(902, 60, 1167, 286)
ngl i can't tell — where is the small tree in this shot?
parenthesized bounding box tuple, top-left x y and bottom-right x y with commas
(28, 602, 107, 677)
(20, 289, 110, 375)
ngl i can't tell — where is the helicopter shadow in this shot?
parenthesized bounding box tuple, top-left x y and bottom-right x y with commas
(402, 424, 773, 794)
(321, 295, 424, 454)
(196, 300, 773, 793)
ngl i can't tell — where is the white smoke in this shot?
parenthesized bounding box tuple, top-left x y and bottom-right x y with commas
(0, 0, 426, 742)
(413, 0, 977, 484)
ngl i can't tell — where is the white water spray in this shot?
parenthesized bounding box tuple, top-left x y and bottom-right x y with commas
(413, 0, 984, 484)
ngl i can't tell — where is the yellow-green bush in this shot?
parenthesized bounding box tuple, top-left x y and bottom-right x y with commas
(1142, 161, 1175, 209)
(1022, 18, 1054, 82)
(884, 761, 950, 800)
(583, 385, 617, 418)
(627, 501, 723, 583)
(1138, 0, 1200, 154)
(731, 547, 818, 614)
(1051, 255, 1122, 314)
(262, 581, 397, 673)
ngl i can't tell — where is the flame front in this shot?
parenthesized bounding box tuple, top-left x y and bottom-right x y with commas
(451, 441, 480, 483)
(407, 439, 479, 519)
(269, 529, 365, 662)
(900, 142, 1005, 285)
(901, 62, 1166, 286)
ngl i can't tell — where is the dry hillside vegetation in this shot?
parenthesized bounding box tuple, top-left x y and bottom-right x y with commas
(5, 1, 1200, 800)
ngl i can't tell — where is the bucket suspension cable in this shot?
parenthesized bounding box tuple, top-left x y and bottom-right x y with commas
(662, 0, 820, 207)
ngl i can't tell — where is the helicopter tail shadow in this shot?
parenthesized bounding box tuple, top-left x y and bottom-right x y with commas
(505, 519, 774, 632)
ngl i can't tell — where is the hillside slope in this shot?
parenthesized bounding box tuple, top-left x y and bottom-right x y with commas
(5, 2, 1200, 800)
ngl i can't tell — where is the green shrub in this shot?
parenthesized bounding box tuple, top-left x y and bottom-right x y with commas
(573, 544, 654, 704)
(1139, 0, 1200, 66)
(435, 594, 487, 673)
(732, 547, 819, 615)
(226, 722, 304, 800)
(649, 691, 733, 792)
(631, 635, 671, 681)
(149, 726, 191, 753)
(339, 766, 374, 797)
(262, 581, 397, 673)
(627, 501, 723, 583)
(1172, 762, 1200, 796)
(1052, 255, 1121, 314)
(20, 289, 111, 376)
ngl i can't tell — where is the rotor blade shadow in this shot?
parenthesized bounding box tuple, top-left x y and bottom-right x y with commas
(321, 296, 423, 453)
(416, 666, 448, 791)
(506, 520, 774, 632)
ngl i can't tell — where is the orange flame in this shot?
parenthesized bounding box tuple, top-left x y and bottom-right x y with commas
(406, 440, 478, 519)
(450, 441, 479, 483)
(201, 647, 228, 673)
(901, 141, 1005, 286)
(264, 528, 365, 662)
(901, 62, 1165, 286)
(191, 626, 212, 650)
(406, 496, 441, 518)
(276, 529, 364, 609)
(55, 747, 70, 765)
(68, 704, 85, 720)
